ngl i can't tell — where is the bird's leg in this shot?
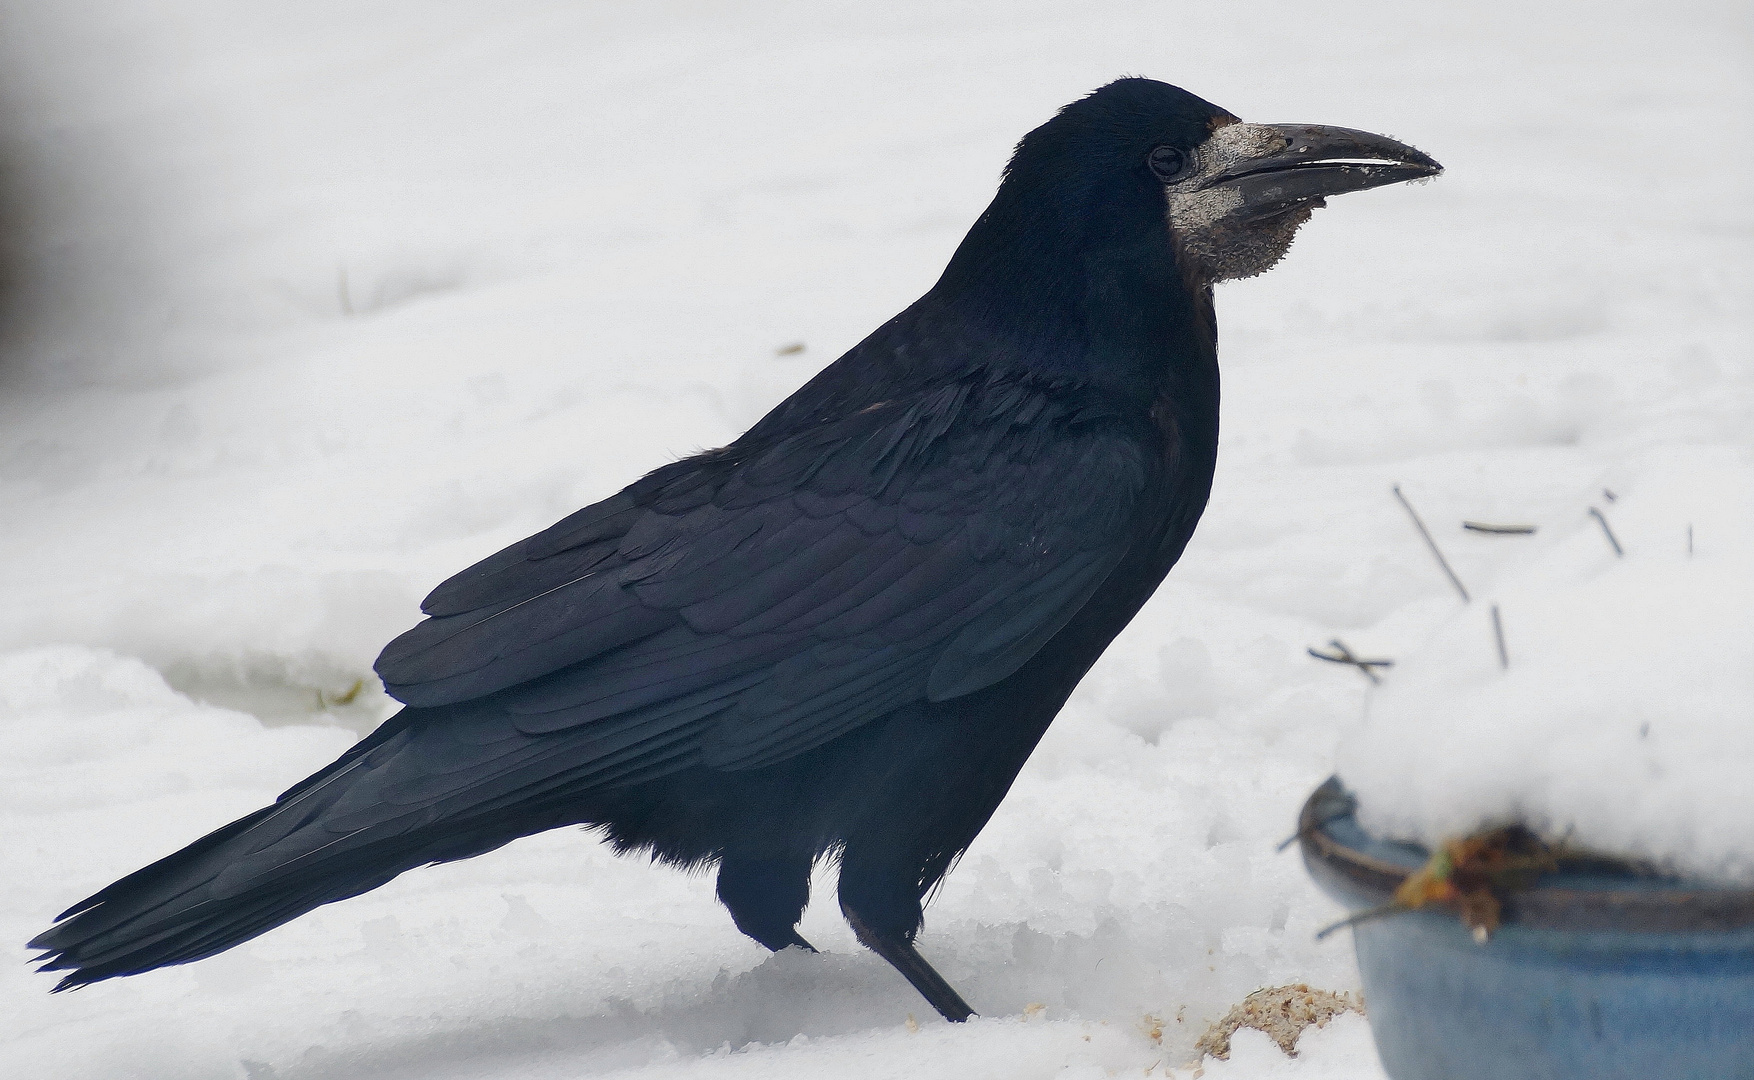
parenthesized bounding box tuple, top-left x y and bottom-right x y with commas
(842, 906, 975, 1023)
(716, 852, 817, 952)
(838, 856, 975, 1022)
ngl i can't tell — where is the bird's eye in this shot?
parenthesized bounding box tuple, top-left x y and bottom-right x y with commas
(1148, 145, 1190, 183)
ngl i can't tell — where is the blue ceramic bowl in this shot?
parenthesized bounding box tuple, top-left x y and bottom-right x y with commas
(1299, 778, 1754, 1080)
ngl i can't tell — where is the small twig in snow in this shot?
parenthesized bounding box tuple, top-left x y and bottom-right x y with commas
(775, 342, 805, 356)
(1491, 604, 1509, 670)
(1276, 808, 1357, 852)
(1308, 639, 1393, 684)
(1392, 485, 1471, 603)
(1588, 506, 1623, 557)
(1316, 903, 1405, 940)
(1462, 521, 1536, 535)
(1687, 524, 1693, 558)
(1278, 791, 1358, 852)
(1602, 488, 1617, 503)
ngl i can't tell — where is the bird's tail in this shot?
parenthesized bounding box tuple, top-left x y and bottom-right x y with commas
(27, 712, 527, 990)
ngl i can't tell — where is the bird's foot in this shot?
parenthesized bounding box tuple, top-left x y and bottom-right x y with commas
(844, 910, 975, 1023)
(780, 931, 818, 953)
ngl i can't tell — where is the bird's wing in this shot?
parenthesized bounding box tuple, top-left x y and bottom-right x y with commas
(374, 375, 1148, 782)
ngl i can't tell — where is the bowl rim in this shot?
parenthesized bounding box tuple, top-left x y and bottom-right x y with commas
(1298, 777, 1754, 933)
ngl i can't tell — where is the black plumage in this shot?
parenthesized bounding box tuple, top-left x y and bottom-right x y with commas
(30, 78, 1438, 1020)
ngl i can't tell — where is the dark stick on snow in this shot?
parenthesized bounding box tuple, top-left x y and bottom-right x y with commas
(1462, 521, 1537, 535)
(1603, 488, 1617, 503)
(1308, 639, 1392, 684)
(1491, 604, 1508, 670)
(1687, 524, 1693, 558)
(1392, 485, 1471, 603)
(1316, 903, 1407, 940)
(1276, 808, 1359, 852)
(1588, 506, 1624, 557)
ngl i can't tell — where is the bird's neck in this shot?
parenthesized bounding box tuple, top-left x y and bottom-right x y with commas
(746, 188, 1223, 448)
(922, 182, 1219, 414)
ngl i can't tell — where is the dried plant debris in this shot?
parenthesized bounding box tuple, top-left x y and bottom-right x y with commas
(1307, 639, 1393, 683)
(1391, 485, 1471, 603)
(1392, 826, 1556, 940)
(1588, 505, 1624, 556)
(1462, 521, 1536, 535)
(1193, 984, 1363, 1061)
(1319, 826, 1559, 943)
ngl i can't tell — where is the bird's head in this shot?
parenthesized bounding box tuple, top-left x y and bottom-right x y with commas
(964, 79, 1441, 292)
(921, 79, 1440, 392)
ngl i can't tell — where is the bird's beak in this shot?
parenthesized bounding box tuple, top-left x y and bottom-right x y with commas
(1201, 123, 1442, 217)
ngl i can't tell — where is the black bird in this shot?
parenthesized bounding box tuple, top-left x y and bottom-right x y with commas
(30, 79, 1438, 1021)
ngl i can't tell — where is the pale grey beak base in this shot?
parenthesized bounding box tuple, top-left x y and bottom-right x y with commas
(1164, 122, 1441, 285)
(1207, 124, 1443, 218)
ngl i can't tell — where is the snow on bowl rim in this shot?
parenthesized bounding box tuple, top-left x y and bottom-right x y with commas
(1298, 778, 1754, 935)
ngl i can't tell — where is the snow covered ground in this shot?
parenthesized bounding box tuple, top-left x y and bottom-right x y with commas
(0, 2, 1747, 1077)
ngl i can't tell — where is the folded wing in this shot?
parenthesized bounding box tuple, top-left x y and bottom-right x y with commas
(375, 375, 1149, 782)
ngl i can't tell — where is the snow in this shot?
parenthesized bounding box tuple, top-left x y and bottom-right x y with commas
(0, 1, 1746, 1078)
(1339, 450, 1754, 882)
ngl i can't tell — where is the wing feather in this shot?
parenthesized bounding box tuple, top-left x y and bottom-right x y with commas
(371, 375, 1152, 803)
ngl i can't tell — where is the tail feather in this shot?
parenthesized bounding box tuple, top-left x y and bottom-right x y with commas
(27, 711, 531, 990)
